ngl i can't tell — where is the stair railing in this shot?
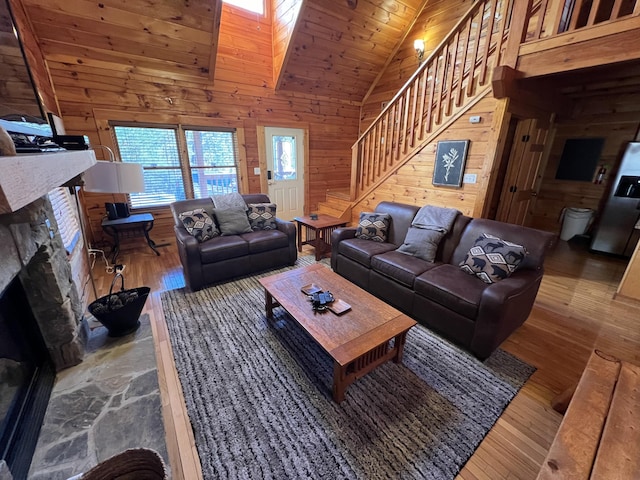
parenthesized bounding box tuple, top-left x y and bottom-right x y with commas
(350, 0, 513, 201)
(522, 0, 639, 43)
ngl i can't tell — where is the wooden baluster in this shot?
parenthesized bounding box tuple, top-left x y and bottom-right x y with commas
(495, 0, 511, 59)
(587, 0, 602, 26)
(382, 110, 391, 172)
(434, 43, 448, 126)
(456, 17, 472, 108)
(611, 0, 623, 19)
(394, 98, 403, 162)
(361, 135, 370, 190)
(425, 60, 438, 136)
(374, 121, 382, 177)
(634, 0, 640, 14)
(466, 9, 482, 97)
(444, 32, 459, 117)
(351, 142, 360, 199)
(409, 74, 420, 148)
(534, 0, 550, 40)
(569, 0, 586, 30)
(479, 0, 497, 86)
(416, 67, 428, 141)
(401, 89, 411, 154)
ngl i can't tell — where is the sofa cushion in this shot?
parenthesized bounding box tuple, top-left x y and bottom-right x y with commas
(178, 208, 220, 242)
(337, 238, 398, 267)
(355, 212, 391, 242)
(215, 207, 253, 236)
(415, 264, 487, 319)
(460, 233, 528, 284)
(370, 251, 438, 287)
(396, 226, 446, 262)
(199, 236, 249, 264)
(240, 230, 289, 254)
(247, 203, 277, 231)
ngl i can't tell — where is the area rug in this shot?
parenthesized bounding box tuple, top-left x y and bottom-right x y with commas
(161, 257, 535, 480)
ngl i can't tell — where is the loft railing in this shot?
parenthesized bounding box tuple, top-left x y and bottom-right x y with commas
(522, 0, 640, 42)
(350, 0, 513, 201)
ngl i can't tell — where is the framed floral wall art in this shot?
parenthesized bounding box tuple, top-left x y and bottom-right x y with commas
(432, 140, 470, 187)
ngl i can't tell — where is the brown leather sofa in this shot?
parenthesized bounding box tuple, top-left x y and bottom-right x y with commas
(331, 201, 556, 359)
(170, 194, 297, 291)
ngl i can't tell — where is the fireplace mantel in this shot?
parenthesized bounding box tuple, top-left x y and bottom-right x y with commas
(0, 150, 96, 214)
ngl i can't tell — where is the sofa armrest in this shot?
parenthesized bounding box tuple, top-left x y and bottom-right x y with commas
(275, 218, 298, 264)
(471, 269, 543, 359)
(174, 226, 204, 291)
(331, 227, 357, 270)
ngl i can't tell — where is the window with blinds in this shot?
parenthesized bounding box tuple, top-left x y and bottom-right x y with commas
(112, 124, 239, 208)
(48, 187, 81, 254)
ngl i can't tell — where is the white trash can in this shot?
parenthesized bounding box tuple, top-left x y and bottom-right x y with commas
(560, 208, 594, 241)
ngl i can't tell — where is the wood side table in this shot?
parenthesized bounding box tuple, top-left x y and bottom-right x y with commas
(294, 214, 348, 261)
(101, 213, 160, 264)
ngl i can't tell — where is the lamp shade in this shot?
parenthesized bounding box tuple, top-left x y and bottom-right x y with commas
(83, 161, 145, 193)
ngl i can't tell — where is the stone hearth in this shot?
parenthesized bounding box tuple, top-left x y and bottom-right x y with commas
(0, 195, 85, 370)
(27, 315, 169, 479)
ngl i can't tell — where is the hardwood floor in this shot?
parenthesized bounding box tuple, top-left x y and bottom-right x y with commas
(91, 239, 640, 480)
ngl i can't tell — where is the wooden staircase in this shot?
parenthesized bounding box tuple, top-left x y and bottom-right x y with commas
(317, 0, 514, 223)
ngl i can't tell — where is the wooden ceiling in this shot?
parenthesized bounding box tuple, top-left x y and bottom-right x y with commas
(276, 0, 425, 101)
(17, 0, 223, 81)
(12, 0, 426, 103)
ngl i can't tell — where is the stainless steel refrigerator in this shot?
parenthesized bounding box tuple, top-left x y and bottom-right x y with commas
(590, 142, 640, 257)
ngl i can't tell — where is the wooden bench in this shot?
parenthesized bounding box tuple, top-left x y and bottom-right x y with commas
(537, 350, 640, 479)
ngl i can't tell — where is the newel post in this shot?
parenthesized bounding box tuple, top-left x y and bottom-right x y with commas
(501, 0, 534, 68)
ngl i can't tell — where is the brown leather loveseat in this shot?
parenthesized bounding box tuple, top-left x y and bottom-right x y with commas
(170, 194, 297, 291)
(331, 201, 555, 359)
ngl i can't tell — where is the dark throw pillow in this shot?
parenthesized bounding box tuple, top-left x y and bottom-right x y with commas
(396, 226, 445, 262)
(355, 212, 391, 242)
(460, 233, 528, 284)
(215, 207, 253, 236)
(178, 208, 219, 243)
(247, 203, 277, 231)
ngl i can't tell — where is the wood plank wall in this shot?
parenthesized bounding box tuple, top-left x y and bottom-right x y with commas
(351, 95, 498, 220)
(0, 1, 41, 116)
(7, 0, 58, 114)
(272, 0, 301, 86)
(359, 0, 473, 134)
(31, 3, 360, 251)
(530, 93, 640, 234)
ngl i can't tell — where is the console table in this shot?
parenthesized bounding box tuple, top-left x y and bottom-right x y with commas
(101, 213, 160, 263)
(294, 214, 348, 261)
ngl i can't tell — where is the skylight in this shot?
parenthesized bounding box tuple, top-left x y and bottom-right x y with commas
(223, 0, 264, 15)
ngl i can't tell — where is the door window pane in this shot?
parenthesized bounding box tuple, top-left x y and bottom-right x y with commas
(272, 135, 297, 181)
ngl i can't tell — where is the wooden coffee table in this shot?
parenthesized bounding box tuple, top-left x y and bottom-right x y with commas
(258, 264, 416, 403)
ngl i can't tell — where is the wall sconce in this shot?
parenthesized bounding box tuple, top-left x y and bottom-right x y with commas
(414, 39, 425, 62)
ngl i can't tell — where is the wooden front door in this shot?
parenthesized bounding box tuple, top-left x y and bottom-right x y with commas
(496, 118, 550, 226)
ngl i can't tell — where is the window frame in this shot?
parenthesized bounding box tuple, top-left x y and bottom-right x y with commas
(110, 121, 242, 209)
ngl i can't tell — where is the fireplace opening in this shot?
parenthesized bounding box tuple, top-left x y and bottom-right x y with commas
(0, 276, 55, 480)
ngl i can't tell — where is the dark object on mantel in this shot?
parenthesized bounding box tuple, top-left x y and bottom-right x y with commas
(88, 273, 149, 337)
(54, 134, 88, 150)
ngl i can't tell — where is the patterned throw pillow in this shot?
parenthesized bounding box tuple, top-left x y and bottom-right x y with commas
(178, 209, 219, 243)
(460, 233, 528, 284)
(247, 203, 277, 231)
(355, 212, 391, 242)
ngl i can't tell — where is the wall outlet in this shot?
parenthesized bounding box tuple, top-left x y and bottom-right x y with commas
(253, 167, 261, 175)
(463, 173, 477, 184)
(469, 115, 481, 124)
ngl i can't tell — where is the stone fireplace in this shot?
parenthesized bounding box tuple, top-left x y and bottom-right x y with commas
(0, 195, 85, 370)
(0, 193, 87, 478)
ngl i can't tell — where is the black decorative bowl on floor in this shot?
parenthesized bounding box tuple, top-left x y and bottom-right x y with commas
(88, 274, 150, 337)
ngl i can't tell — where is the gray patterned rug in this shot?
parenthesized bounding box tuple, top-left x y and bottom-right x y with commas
(161, 257, 534, 480)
